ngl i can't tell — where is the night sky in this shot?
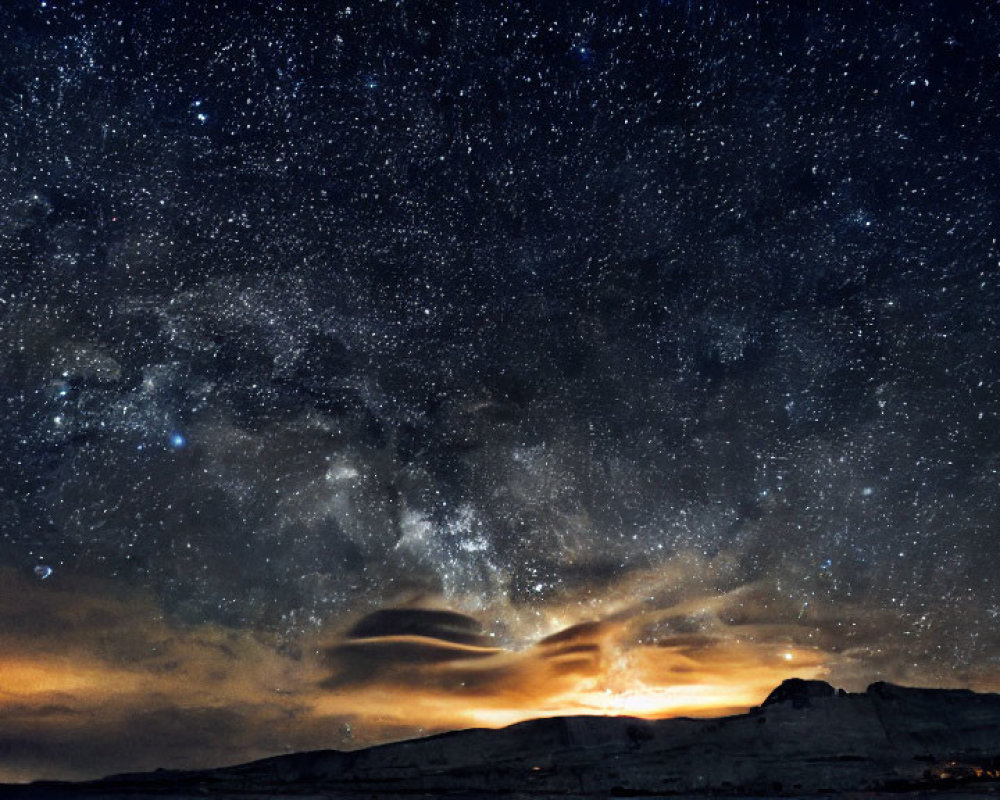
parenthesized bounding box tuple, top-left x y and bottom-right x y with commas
(2, 0, 999, 782)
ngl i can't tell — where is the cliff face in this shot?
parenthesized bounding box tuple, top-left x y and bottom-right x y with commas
(13, 681, 1000, 798)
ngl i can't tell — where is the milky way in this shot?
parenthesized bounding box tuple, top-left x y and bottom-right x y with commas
(1, 0, 998, 782)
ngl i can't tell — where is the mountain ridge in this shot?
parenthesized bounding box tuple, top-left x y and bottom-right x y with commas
(7, 679, 1000, 798)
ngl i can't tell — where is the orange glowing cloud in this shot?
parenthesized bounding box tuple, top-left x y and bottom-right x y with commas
(314, 603, 830, 733)
(0, 657, 130, 697)
(2, 562, 995, 784)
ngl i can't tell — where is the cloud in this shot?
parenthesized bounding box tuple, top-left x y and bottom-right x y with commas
(2, 565, 997, 783)
(345, 607, 494, 647)
(314, 599, 832, 732)
(0, 568, 330, 781)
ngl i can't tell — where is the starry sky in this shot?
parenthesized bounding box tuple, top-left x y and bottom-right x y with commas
(1, 0, 999, 783)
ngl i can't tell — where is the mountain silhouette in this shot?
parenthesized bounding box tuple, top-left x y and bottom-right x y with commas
(7, 680, 1000, 798)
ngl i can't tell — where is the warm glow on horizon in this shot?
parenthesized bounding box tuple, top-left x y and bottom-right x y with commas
(2, 565, 996, 784)
(1, 615, 828, 758)
(311, 628, 829, 738)
(0, 659, 107, 697)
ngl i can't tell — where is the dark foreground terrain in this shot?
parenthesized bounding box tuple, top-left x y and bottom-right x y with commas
(3, 680, 999, 798)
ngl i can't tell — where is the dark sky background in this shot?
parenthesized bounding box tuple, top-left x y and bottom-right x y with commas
(1, 0, 998, 782)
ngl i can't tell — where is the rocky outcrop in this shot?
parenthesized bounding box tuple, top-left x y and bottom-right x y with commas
(10, 681, 1000, 798)
(761, 676, 839, 708)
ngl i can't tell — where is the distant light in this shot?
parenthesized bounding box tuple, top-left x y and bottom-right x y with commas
(169, 433, 187, 449)
(34, 565, 53, 580)
(196, 112, 208, 123)
(782, 652, 794, 661)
